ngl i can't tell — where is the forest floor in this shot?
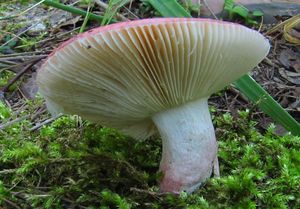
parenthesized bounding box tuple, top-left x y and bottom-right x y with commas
(0, 1, 299, 209)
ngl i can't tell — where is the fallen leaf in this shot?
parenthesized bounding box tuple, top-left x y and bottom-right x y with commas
(278, 68, 300, 85)
(279, 49, 300, 72)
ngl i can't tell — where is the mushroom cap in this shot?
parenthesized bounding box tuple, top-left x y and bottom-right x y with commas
(37, 18, 270, 140)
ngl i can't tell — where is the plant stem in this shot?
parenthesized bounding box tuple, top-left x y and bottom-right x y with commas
(39, 0, 116, 23)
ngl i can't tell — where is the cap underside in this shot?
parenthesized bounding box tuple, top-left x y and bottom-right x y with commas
(37, 18, 270, 140)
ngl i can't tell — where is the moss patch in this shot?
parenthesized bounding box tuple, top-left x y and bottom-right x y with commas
(0, 103, 299, 208)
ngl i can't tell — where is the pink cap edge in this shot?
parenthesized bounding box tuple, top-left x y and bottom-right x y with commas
(47, 18, 239, 58)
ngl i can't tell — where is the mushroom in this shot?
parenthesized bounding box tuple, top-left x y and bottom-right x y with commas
(37, 18, 270, 194)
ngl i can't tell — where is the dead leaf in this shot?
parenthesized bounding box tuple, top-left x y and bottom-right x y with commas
(290, 99, 300, 109)
(259, 117, 288, 136)
(290, 87, 300, 109)
(278, 68, 300, 85)
(279, 49, 300, 72)
(288, 28, 300, 40)
(283, 15, 300, 45)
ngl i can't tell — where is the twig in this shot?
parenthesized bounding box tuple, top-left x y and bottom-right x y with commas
(0, 0, 46, 21)
(201, 0, 218, 20)
(0, 168, 17, 175)
(213, 155, 220, 177)
(49, 158, 75, 163)
(1, 58, 42, 93)
(3, 198, 21, 209)
(31, 105, 47, 120)
(61, 197, 89, 209)
(229, 85, 249, 103)
(0, 23, 40, 49)
(11, 101, 28, 113)
(0, 30, 23, 42)
(258, 16, 264, 33)
(13, 188, 87, 209)
(130, 187, 164, 196)
(0, 60, 17, 65)
(0, 114, 31, 130)
(0, 55, 47, 62)
(0, 51, 48, 58)
(34, 27, 80, 46)
(0, 59, 39, 73)
(123, 6, 139, 19)
(29, 113, 63, 131)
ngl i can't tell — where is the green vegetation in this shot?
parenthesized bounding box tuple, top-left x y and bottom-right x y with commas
(0, 21, 25, 53)
(1, 1, 300, 208)
(0, 71, 14, 87)
(181, 0, 201, 14)
(0, 2, 45, 52)
(34, 0, 107, 23)
(0, 101, 299, 208)
(101, 0, 129, 25)
(17, 32, 47, 50)
(224, 0, 264, 25)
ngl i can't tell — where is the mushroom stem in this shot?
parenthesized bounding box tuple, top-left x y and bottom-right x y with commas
(152, 98, 217, 194)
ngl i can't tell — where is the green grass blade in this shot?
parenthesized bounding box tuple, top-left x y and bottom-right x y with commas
(40, 0, 115, 23)
(146, 0, 191, 17)
(79, 1, 94, 33)
(234, 75, 300, 135)
(101, 0, 129, 25)
(147, 0, 300, 135)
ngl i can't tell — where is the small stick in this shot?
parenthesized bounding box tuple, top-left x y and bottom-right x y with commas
(202, 0, 218, 20)
(0, 168, 17, 175)
(2, 198, 21, 209)
(0, 0, 46, 21)
(0, 55, 47, 61)
(31, 106, 47, 120)
(213, 155, 220, 177)
(0, 23, 40, 49)
(34, 27, 80, 46)
(0, 51, 48, 58)
(0, 60, 17, 65)
(0, 58, 42, 73)
(1, 58, 42, 93)
(130, 187, 164, 196)
(29, 113, 63, 131)
(0, 114, 31, 130)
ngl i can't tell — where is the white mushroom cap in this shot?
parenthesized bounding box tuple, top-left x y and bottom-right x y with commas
(37, 18, 270, 140)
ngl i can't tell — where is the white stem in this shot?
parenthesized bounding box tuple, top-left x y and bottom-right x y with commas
(152, 98, 217, 193)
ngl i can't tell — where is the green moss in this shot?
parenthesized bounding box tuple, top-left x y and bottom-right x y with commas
(0, 107, 299, 208)
(0, 71, 15, 88)
(0, 102, 11, 119)
(17, 32, 47, 51)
